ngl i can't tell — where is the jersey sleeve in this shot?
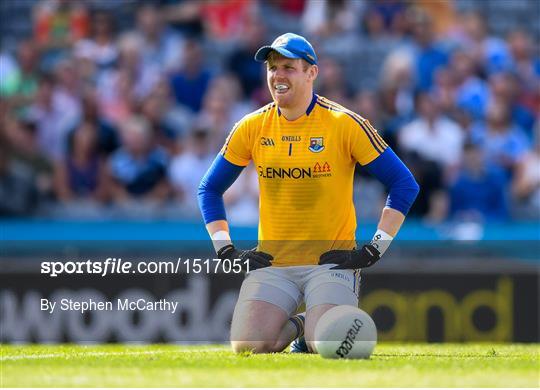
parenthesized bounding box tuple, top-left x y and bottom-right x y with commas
(220, 117, 252, 166)
(349, 117, 388, 166)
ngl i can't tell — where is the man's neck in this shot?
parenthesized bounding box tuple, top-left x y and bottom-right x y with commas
(424, 115, 438, 130)
(279, 91, 313, 121)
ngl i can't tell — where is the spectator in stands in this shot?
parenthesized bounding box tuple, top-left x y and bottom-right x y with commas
(34, 0, 89, 68)
(399, 91, 464, 222)
(54, 58, 83, 112)
(413, 0, 457, 37)
(409, 11, 449, 91)
(362, 0, 409, 38)
(451, 49, 490, 121)
(141, 92, 177, 153)
(73, 49, 98, 92)
(197, 73, 252, 147)
(302, 0, 362, 39)
(140, 79, 193, 154)
(449, 142, 508, 221)
(0, 40, 40, 112)
(399, 91, 464, 173)
(77, 88, 119, 156)
(3, 116, 53, 200)
(462, 12, 512, 74)
(362, 4, 386, 38)
(74, 10, 118, 74)
(431, 67, 458, 119)
(97, 33, 160, 125)
(353, 90, 381, 129)
(97, 67, 137, 127)
(507, 29, 540, 103)
(169, 38, 213, 112)
(226, 16, 267, 99)
(199, 0, 254, 42)
(512, 122, 540, 219)
(152, 78, 194, 136)
(161, 0, 204, 37)
(378, 87, 410, 151)
(316, 56, 353, 105)
(471, 99, 530, 179)
(108, 116, 170, 203)
(488, 71, 535, 137)
(169, 127, 214, 213)
(379, 49, 415, 118)
(352, 89, 398, 150)
(53, 121, 108, 203)
(458, 11, 513, 75)
(134, 3, 184, 74)
(267, 0, 305, 17)
(26, 73, 81, 161)
(0, 143, 38, 217)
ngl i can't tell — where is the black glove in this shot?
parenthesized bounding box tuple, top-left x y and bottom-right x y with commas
(217, 244, 273, 271)
(319, 244, 381, 269)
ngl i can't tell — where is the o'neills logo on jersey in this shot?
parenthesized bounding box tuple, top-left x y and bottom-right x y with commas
(258, 166, 312, 179)
(282, 135, 301, 142)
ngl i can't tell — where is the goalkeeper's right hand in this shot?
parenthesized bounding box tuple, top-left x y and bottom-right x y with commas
(217, 244, 273, 271)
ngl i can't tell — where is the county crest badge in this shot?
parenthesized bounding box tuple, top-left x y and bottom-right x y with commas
(309, 137, 325, 153)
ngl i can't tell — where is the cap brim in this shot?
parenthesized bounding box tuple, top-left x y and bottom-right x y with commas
(254, 46, 303, 62)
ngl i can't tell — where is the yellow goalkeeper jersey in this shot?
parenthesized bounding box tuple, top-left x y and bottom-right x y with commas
(221, 94, 388, 266)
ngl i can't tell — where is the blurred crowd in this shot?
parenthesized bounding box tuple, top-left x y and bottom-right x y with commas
(1, 0, 539, 225)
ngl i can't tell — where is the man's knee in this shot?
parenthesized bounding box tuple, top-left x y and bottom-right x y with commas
(231, 340, 282, 354)
(230, 299, 291, 354)
(305, 303, 339, 353)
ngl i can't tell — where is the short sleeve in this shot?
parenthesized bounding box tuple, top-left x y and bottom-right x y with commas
(220, 118, 252, 166)
(349, 118, 388, 166)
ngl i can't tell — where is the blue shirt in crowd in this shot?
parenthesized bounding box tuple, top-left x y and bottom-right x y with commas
(170, 69, 213, 112)
(450, 164, 508, 221)
(110, 147, 169, 195)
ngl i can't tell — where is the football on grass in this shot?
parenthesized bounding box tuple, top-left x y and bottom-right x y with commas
(314, 305, 377, 359)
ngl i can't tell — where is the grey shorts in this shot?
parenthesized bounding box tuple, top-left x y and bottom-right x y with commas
(236, 264, 361, 317)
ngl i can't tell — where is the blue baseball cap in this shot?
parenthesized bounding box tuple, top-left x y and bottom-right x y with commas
(254, 33, 318, 65)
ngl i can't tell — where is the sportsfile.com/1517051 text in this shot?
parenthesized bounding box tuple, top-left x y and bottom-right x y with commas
(40, 258, 250, 277)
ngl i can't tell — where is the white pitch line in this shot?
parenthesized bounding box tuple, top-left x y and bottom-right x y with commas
(1, 347, 227, 361)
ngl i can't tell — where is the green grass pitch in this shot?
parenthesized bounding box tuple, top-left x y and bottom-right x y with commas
(1, 343, 538, 387)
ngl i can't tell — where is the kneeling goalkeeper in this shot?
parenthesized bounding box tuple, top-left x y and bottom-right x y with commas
(198, 33, 419, 353)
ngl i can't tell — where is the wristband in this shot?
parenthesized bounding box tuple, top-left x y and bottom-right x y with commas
(370, 229, 393, 256)
(211, 230, 232, 253)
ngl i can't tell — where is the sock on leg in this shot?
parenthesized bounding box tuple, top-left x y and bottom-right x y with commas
(288, 313, 305, 339)
(289, 313, 309, 353)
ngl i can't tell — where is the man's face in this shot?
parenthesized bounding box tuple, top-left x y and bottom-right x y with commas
(417, 94, 438, 120)
(266, 54, 315, 108)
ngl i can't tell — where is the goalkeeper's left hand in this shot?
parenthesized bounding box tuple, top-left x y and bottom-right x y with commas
(318, 244, 381, 270)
